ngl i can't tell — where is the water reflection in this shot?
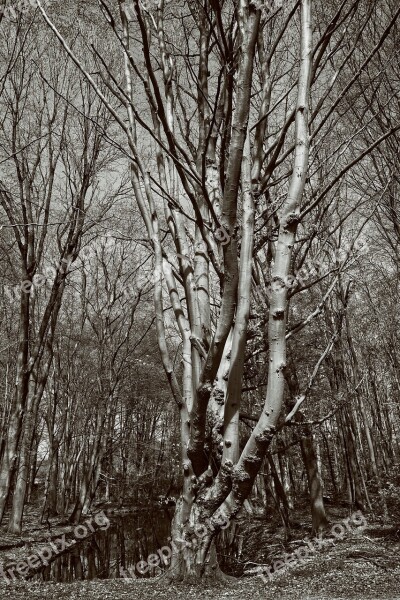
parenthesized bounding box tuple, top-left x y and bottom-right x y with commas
(31, 508, 243, 582)
(33, 508, 173, 582)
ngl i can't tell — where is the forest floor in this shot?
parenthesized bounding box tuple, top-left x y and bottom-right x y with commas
(0, 504, 399, 599)
(0, 527, 399, 600)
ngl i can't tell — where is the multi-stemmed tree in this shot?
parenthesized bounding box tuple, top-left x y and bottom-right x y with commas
(13, 0, 399, 579)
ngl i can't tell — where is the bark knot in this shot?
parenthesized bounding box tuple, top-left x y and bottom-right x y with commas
(222, 459, 233, 473)
(232, 464, 251, 482)
(255, 427, 276, 444)
(285, 212, 300, 228)
(213, 387, 225, 405)
(272, 309, 284, 320)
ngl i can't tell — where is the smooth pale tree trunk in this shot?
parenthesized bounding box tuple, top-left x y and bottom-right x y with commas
(167, 497, 229, 583)
(169, 22, 263, 585)
(167, 1, 312, 580)
(207, 330, 233, 470)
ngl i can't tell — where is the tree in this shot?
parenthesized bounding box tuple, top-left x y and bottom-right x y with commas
(0, 20, 121, 532)
(19, 0, 400, 580)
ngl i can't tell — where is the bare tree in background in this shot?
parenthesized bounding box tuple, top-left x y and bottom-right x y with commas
(0, 29, 118, 532)
(17, 0, 400, 579)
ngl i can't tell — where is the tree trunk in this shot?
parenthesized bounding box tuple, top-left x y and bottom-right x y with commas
(267, 454, 291, 533)
(0, 290, 30, 523)
(300, 435, 329, 534)
(284, 356, 328, 533)
(166, 497, 228, 582)
(8, 374, 48, 534)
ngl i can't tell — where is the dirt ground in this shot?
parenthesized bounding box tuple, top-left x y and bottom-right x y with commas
(0, 524, 399, 599)
(0, 503, 399, 599)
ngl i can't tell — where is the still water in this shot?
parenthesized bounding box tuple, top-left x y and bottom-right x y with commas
(31, 508, 242, 582)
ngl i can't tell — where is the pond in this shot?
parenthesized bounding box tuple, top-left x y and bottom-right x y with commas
(30, 508, 243, 582)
